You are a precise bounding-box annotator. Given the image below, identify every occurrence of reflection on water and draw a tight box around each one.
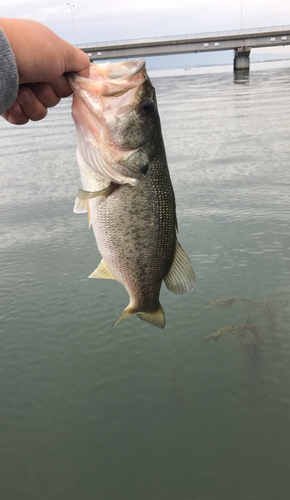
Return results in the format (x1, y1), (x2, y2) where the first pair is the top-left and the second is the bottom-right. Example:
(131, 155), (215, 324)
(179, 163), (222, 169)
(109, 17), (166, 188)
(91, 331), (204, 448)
(0, 63), (290, 499)
(234, 69), (250, 84)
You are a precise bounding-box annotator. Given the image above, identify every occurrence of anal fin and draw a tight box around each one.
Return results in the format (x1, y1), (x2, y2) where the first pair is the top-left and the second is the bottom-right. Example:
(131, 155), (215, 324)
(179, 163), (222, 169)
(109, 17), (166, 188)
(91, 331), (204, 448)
(89, 259), (116, 280)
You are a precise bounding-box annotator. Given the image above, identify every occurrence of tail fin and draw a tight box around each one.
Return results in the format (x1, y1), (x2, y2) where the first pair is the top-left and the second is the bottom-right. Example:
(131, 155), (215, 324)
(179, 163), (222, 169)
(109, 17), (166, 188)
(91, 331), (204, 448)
(113, 304), (165, 329)
(113, 307), (136, 327)
(137, 304), (165, 329)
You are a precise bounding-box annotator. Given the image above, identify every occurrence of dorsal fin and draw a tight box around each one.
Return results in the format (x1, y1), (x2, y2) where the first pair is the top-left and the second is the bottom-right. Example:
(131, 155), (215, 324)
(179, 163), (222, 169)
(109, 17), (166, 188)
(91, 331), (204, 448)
(164, 241), (196, 294)
(89, 259), (116, 280)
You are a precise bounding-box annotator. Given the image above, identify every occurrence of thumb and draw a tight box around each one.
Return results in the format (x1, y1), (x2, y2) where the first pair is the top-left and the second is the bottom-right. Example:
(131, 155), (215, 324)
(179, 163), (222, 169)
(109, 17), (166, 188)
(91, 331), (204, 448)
(64, 45), (90, 78)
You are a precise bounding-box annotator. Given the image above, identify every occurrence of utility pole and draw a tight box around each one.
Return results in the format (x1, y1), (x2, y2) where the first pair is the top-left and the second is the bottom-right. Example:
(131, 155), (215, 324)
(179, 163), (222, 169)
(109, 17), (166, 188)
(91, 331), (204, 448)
(67, 3), (77, 44)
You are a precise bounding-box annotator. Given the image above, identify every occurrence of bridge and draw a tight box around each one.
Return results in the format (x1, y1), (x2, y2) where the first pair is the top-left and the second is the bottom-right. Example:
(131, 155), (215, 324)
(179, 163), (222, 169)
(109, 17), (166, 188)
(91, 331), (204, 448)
(77, 25), (290, 72)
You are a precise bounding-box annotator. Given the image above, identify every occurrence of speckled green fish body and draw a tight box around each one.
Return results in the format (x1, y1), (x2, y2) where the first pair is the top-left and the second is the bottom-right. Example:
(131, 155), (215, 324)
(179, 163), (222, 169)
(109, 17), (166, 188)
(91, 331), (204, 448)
(69, 59), (195, 328)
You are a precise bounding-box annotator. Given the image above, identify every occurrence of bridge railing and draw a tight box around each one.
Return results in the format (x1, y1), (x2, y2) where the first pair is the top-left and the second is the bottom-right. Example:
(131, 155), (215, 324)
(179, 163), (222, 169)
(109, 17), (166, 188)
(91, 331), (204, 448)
(76, 25), (290, 48)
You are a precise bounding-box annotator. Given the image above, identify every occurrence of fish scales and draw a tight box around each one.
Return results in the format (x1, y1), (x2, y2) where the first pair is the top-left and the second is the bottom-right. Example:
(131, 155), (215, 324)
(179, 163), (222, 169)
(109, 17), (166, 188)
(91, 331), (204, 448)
(69, 58), (195, 328)
(90, 150), (176, 312)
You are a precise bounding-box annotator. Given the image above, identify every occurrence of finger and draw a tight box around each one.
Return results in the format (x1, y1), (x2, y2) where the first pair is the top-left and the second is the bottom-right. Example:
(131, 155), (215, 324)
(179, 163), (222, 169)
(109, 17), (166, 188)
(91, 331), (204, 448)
(28, 82), (61, 108)
(76, 65), (91, 78)
(50, 75), (73, 98)
(2, 101), (29, 125)
(16, 87), (48, 121)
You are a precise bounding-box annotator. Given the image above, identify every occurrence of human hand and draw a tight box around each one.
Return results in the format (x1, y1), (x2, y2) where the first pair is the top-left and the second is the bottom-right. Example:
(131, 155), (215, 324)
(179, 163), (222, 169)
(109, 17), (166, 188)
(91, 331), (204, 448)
(0, 18), (90, 125)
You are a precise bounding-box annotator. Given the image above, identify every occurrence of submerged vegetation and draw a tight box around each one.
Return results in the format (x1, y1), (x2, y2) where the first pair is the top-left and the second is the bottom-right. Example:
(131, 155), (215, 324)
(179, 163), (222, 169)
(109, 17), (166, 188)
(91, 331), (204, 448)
(202, 296), (288, 344)
(200, 296), (290, 378)
(202, 315), (259, 343)
(206, 296), (288, 316)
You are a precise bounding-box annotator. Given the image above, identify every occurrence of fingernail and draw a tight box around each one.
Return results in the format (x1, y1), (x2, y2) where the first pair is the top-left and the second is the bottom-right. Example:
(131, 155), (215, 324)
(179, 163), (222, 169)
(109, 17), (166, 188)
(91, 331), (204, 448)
(17, 90), (32, 105)
(10, 101), (23, 114)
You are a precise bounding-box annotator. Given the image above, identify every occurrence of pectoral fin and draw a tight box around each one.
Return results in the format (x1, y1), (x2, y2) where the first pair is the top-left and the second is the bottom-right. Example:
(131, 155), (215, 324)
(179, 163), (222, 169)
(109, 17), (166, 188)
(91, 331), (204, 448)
(73, 198), (91, 227)
(89, 259), (116, 280)
(78, 184), (114, 200)
(73, 196), (88, 214)
(73, 184), (113, 213)
(164, 241), (196, 294)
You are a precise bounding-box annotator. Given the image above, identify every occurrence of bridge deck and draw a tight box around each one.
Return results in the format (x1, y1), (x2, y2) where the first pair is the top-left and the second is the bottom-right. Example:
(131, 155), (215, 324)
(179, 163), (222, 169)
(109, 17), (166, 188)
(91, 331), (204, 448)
(77, 26), (290, 62)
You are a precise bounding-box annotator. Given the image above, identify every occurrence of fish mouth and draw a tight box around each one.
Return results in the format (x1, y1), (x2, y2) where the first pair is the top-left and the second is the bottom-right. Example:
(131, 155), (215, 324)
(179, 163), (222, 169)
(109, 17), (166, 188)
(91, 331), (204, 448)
(69, 59), (154, 186)
(68, 58), (147, 99)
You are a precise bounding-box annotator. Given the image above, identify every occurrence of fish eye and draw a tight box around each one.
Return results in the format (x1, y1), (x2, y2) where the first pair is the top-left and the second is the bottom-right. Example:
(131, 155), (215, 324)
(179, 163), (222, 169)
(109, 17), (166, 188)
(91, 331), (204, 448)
(139, 99), (155, 115)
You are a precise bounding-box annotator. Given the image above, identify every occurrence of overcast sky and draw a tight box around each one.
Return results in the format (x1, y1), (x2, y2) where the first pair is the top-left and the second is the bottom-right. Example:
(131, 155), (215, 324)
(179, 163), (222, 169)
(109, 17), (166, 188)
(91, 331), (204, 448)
(1, 0), (290, 45)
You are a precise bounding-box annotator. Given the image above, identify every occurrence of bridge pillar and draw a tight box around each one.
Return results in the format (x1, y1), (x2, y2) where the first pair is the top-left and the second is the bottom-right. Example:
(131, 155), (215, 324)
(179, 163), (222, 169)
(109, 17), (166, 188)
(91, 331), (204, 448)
(234, 48), (251, 72)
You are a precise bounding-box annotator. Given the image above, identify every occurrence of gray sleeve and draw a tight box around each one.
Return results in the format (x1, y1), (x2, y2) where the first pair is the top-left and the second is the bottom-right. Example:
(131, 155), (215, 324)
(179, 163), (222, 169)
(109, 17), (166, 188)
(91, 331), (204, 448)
(0, 28), (19, 115)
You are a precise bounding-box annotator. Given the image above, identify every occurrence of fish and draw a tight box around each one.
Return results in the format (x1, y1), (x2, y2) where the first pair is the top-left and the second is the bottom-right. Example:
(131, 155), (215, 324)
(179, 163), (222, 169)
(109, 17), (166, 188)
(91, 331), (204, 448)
(68, 58), (195, 329)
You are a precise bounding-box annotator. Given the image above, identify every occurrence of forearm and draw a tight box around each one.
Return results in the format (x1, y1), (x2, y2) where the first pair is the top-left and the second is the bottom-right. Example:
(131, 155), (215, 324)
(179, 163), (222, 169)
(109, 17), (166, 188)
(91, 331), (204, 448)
(0, 28), (18, 114)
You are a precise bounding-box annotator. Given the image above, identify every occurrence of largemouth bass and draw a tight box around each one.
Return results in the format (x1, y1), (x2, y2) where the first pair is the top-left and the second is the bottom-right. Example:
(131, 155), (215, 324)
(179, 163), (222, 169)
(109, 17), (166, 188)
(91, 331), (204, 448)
(69, 58), (195, 328)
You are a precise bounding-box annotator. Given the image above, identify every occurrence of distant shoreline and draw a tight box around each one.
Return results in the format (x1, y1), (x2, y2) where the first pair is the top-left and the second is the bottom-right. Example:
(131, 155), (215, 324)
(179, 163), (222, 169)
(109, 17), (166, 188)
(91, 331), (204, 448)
(148, 58), (290, 78)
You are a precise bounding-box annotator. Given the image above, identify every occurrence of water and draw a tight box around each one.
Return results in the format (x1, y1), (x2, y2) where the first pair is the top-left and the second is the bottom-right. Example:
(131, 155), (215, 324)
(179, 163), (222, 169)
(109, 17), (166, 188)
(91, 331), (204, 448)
(0, 62), (290, 500)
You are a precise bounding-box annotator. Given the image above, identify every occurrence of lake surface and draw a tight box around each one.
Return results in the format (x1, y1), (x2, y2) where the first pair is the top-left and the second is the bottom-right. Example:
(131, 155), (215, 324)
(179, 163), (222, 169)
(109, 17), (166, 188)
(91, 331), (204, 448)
(0, 61), (290, 500)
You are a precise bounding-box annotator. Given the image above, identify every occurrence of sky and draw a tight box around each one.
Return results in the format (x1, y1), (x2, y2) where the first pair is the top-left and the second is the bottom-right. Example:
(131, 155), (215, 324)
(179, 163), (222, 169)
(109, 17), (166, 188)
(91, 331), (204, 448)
(1, 0), (290, 69)
(1, 0), (290, 46)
